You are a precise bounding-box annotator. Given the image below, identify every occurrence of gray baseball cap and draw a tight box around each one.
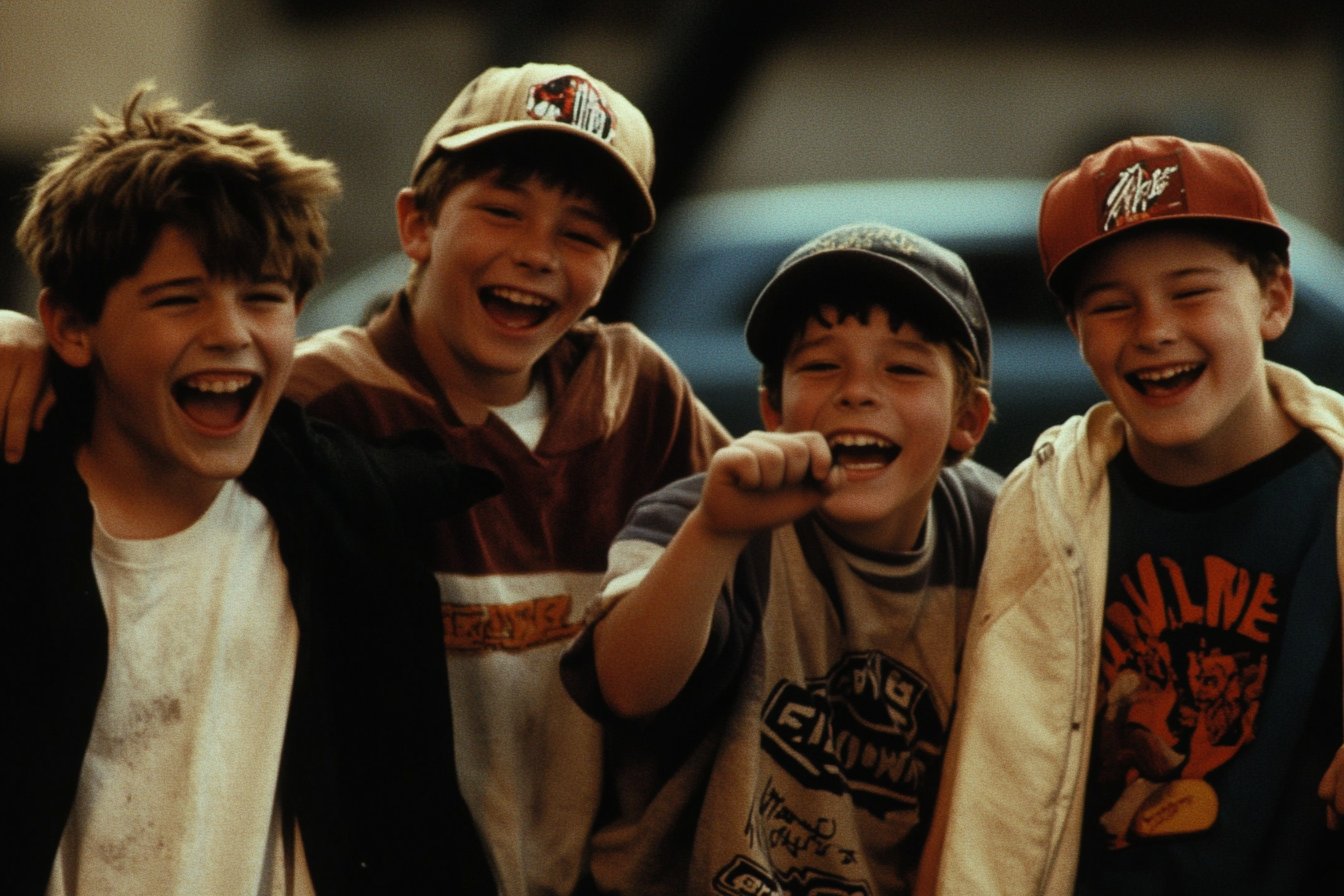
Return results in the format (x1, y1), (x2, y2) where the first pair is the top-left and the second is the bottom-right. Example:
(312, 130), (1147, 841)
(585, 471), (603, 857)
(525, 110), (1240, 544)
(745, 223), (991, 383)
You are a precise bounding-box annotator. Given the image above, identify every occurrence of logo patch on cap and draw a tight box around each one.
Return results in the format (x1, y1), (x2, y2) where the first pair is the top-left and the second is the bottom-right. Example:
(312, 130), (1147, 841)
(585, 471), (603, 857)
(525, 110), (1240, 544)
(527, 75), (616, 143)
(1097, 153), (1186, 233)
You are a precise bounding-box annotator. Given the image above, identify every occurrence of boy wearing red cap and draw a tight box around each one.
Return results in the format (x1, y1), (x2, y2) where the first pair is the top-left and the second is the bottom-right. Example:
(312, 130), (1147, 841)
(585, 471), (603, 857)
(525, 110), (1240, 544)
(923, 137), (1344, 895)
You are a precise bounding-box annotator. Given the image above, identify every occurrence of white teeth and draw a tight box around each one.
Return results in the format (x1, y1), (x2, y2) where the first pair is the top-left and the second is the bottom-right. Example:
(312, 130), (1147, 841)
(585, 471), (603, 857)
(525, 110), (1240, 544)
(490, 287), (550, 307)
(1135, 363), (1199, 382)
(184, 375), (253, 394)
(828, 433), (894, 449)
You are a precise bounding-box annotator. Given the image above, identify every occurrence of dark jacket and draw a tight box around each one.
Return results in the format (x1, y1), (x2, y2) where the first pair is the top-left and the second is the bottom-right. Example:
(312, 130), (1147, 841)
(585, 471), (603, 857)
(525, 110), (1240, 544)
(1, 399), (500, 896)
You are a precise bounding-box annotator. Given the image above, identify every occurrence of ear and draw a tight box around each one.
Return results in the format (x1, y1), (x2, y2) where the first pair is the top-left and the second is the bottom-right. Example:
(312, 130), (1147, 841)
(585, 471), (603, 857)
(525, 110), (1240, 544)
(758, 387), (783, 432)
(1065, 310), (1081, 342)
(396, 188), (433, 264)
(948, 386), (993, 455)
(38, 288), (93, 368)
(1259, 266), (1294, 342)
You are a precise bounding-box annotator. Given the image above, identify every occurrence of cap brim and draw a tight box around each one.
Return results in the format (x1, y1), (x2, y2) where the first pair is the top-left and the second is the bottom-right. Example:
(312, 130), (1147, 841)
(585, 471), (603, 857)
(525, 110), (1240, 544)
(419, 120), (655, 236)
(745, 249), (981, 372)
(1046, 214), (1291, 296)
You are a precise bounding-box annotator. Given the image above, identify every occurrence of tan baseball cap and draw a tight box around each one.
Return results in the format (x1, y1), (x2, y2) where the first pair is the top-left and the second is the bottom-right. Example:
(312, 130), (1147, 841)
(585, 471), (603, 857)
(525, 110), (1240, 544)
(412, 63), (656, 236)
(1038, 135), (1289, 296)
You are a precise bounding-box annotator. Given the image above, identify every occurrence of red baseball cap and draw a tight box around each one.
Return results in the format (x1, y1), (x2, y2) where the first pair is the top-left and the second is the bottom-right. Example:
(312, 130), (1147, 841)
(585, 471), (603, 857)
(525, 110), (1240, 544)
(1038, 136), (1289, 296)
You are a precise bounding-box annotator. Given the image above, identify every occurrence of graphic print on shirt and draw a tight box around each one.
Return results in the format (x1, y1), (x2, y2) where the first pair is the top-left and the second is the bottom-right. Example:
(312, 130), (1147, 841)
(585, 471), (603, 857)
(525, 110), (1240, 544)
(436, 571), (597, 653)
(1094, 552), (1285, 848)
(442, 594), (584, 651)
(712, 852), (871, 896)
(715, 649), (943, 893)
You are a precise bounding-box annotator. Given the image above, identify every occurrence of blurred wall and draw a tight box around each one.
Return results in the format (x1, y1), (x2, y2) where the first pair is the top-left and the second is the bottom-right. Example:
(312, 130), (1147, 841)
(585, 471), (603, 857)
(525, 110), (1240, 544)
(2, 0), (1340, 313)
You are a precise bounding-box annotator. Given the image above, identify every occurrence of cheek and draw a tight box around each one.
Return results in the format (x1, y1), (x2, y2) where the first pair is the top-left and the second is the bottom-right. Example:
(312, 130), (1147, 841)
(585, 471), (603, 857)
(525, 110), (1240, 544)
(778, 386), (823, 428)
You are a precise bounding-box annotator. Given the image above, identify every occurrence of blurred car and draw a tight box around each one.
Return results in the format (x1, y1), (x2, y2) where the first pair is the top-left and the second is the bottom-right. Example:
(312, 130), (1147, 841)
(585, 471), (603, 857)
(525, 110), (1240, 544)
(300, 179), (1344, 475)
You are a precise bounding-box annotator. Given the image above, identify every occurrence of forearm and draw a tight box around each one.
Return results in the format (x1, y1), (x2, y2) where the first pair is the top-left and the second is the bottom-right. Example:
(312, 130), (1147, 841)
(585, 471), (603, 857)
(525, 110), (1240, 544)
(592, 507), (748, 718)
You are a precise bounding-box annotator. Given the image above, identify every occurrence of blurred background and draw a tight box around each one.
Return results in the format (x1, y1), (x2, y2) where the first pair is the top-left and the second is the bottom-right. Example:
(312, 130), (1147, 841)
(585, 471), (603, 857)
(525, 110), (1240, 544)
(3, 0), (1342, 319)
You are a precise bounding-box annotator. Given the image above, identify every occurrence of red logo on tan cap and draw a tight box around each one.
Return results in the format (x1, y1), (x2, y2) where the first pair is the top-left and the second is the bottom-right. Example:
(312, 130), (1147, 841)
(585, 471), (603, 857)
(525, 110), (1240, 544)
(1098, 153), (1187, 233)
(527, 75), (616, 143)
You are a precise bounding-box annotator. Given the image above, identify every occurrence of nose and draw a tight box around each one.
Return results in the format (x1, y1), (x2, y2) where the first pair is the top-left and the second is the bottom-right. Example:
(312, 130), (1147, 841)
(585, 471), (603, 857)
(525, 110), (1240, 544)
(201, 298), (251, 351)
(836, 365), (879, 408)
(510, 220), (558, 272)
(1133, 299), (1177, 349)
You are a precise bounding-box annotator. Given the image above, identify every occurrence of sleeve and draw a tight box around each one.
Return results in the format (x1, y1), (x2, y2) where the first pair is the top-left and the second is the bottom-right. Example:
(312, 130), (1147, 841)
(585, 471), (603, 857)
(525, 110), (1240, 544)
(261, 401), (502, 542)
(934, 459), (1005, 588)
(559, 473), (772, 730)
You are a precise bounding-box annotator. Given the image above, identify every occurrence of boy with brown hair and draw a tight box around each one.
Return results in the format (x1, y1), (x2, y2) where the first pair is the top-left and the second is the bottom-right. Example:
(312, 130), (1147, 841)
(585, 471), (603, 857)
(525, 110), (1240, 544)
(277, 63), (729, 896)
(2, 89), (496, 895)
(560, 223), (1000, 895)
(926, 136), (1344, 895)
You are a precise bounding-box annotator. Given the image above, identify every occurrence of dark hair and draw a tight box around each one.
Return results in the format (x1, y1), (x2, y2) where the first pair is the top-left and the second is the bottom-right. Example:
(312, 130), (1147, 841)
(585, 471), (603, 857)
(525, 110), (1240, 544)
(1057, 218), (1288, 308)
(758, 292), (989, 465)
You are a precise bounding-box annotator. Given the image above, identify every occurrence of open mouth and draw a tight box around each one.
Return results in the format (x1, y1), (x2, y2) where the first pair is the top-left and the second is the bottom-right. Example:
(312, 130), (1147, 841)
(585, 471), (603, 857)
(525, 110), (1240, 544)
(480, 286), (555, 330)
(172, 373), (260, 432)
(828, 433), (902, 471)
(1125, 362), (1205, 397)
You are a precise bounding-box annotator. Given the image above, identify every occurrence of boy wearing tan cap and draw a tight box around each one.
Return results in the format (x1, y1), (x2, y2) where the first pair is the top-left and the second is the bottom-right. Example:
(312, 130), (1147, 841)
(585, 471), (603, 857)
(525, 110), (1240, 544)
(285, 64), (728, 896)
(923, 136), (1344, 895)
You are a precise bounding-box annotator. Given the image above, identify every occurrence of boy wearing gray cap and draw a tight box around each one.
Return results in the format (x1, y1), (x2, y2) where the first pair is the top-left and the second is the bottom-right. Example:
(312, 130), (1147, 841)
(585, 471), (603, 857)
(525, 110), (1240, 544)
(561, 223), (1000, 895)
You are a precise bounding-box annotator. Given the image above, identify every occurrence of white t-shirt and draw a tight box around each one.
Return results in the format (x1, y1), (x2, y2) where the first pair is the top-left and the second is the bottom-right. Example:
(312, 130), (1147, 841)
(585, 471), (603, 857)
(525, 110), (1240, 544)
(489, 377), (548, 452)
(46, 480), (314, 896)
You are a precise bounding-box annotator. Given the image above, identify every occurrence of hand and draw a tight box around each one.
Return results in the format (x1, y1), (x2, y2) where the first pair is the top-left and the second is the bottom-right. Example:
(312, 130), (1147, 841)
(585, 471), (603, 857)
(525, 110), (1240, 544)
(697, 430), (844, 539)
(0, 309), (55, 463)
(1320, 744), (1344, 830)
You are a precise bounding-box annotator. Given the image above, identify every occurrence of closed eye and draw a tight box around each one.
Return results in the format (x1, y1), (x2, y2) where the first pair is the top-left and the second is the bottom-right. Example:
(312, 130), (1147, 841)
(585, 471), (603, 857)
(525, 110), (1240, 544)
(480, 204), (521, 220)
(150, 294), (198, 309)
(565, 228), (609, 249)
(1084, 300), (1132, 315)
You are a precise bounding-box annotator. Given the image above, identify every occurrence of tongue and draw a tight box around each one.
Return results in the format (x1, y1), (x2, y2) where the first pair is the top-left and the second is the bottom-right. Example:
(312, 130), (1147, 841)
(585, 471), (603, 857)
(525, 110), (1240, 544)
(482, 293), (549, 329)
(1140, 369), (1201, 396)
(178, 391), (248, 431)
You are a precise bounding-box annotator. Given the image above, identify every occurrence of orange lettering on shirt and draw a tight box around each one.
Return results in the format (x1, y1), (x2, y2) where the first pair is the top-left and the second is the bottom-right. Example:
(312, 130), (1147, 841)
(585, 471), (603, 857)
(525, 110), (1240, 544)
(442, 594), (584, 652)
(1235, 573), (1279, 644)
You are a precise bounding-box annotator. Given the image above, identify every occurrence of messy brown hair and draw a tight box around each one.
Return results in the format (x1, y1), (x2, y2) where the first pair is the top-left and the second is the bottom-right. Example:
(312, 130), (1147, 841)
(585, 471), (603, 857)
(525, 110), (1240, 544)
(16, 85), (340, 324)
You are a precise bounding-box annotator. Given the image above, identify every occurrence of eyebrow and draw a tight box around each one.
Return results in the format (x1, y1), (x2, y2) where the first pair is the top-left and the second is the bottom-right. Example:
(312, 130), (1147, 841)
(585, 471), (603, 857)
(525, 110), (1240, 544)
(485, 179), (614, 231)
(140, 272), (289, 295)
(140, 276), (205, 295)
(789, 332), (940, 356)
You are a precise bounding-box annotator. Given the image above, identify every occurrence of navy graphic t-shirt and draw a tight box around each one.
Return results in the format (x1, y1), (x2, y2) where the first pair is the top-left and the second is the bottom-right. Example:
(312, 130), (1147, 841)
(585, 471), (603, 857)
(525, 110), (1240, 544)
(1076, 430), (1343, 896)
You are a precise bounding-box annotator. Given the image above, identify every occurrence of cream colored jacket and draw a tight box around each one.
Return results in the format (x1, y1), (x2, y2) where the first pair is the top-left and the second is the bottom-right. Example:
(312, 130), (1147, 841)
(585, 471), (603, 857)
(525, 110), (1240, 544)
(928, 362), (1344, 896)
